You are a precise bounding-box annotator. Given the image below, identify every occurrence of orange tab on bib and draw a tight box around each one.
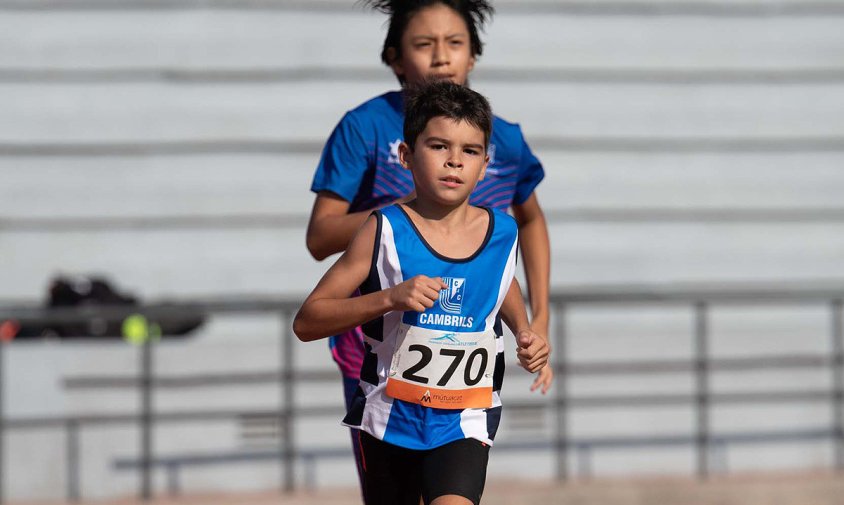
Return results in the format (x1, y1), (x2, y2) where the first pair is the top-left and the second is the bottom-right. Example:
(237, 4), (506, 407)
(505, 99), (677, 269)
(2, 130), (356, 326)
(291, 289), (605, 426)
(386, 380), (492, 409)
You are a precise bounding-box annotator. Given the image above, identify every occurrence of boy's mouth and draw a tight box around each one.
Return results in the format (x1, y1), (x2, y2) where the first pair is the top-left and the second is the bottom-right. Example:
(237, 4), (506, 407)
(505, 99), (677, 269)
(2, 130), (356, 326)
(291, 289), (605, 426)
(440, 175), (463, 187)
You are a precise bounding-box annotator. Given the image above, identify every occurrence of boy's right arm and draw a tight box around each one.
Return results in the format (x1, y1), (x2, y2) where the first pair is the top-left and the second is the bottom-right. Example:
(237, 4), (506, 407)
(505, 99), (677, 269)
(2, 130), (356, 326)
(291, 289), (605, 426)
(306, 192), (415, 261)
(500, 278), (550, 374)
(294, 214), (446, 342)
(305, 193), (371, 261)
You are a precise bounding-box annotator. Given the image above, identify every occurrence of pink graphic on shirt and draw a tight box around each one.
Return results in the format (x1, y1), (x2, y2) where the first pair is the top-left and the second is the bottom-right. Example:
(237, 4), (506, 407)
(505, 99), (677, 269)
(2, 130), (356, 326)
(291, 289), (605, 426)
(331, 326), (366, 379)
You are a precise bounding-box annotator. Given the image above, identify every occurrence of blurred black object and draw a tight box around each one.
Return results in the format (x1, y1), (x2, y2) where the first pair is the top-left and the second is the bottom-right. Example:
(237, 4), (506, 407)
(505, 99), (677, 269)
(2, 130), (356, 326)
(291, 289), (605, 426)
(4, 275), (205, 340)
(50, 276), (138, 307)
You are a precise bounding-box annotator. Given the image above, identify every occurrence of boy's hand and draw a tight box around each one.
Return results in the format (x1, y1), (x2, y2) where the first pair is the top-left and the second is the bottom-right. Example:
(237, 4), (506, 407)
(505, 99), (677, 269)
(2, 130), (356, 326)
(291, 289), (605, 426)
(529, 322), (553, 394)
(516, 329), (549, 373)
(531, 365), (554, 395)
(388, 275), (447, 312)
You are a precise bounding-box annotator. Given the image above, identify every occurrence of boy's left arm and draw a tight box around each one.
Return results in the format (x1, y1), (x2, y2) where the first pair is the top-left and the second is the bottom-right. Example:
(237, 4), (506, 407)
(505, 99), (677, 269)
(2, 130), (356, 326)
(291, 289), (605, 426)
(500, 278), (550, 374)
(512, 193), (554, 392)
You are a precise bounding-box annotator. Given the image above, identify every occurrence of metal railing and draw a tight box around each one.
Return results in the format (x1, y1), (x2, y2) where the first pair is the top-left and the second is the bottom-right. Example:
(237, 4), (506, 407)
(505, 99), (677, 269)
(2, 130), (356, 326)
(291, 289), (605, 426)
(0, 282), (842, 502)
(550, 283), (844, 480)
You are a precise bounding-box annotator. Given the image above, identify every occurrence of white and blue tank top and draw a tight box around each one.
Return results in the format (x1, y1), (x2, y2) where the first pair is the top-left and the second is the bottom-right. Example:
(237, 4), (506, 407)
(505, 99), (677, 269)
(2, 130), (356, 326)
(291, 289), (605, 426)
(342, 204), (519, 450)
(312, 90), (544, 380)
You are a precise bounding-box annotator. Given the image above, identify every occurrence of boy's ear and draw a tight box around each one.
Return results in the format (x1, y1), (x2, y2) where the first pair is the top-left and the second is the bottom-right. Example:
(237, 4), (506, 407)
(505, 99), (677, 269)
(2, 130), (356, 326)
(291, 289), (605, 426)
(478, 152), (489, 181)
(468, 54), (476, 74)
(398, 141), (413, 170)
(386, 47), (404, 78)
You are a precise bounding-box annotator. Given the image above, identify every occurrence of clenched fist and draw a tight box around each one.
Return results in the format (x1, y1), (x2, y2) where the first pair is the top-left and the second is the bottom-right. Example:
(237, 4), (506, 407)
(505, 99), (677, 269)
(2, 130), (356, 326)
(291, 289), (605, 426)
(515, 329), (550, 373)
(388, 275), (448, 312)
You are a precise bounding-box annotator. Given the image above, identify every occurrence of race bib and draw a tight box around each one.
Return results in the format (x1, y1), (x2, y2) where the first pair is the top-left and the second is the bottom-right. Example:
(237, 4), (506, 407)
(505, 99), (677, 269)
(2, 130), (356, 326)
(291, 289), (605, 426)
(386, 323), (496, 409)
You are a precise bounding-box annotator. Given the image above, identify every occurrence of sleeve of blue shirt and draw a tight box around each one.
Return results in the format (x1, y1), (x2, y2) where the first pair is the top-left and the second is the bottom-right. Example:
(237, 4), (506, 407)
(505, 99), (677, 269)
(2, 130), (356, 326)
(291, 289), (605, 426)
(310, 112), (371, 203)
(513, 127), (545, 205)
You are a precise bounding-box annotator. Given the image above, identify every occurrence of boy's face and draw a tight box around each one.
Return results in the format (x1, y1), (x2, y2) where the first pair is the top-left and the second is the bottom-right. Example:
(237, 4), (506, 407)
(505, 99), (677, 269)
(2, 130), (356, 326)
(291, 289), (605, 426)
(399, 116), (488, 207)
(390, 3), (475, 86)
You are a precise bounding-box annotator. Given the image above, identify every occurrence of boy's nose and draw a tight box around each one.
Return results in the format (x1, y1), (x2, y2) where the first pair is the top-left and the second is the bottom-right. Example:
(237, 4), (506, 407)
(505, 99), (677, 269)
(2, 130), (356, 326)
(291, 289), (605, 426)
(432, 42), (448, 66)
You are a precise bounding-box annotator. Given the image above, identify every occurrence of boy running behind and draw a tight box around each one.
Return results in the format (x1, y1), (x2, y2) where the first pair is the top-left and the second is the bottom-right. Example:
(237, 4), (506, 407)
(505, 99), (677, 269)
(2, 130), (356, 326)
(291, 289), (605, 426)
(307, 2), (553, 494)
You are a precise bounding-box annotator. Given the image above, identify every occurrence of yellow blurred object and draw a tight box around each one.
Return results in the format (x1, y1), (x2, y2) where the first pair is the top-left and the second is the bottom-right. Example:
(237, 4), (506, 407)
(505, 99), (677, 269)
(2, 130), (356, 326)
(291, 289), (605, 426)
(122, 314), (161, 344)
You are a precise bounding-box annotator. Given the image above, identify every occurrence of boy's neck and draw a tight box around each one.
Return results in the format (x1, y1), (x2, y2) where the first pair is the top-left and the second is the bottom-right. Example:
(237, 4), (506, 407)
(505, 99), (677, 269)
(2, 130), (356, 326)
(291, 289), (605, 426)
(401, 199), (489, 260)
(404, 198), (471, 225)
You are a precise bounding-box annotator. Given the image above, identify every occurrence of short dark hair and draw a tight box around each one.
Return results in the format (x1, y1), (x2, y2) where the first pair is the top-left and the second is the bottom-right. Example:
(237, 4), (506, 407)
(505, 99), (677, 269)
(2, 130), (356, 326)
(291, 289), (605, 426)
(364, 0), (494, 77)
(403, 79), (492, 150)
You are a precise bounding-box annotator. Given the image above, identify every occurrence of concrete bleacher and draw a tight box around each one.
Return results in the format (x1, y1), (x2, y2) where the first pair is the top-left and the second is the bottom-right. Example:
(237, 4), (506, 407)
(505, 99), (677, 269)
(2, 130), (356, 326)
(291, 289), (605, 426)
(1, 0), (844, 500)
(2, 0), (844, 298)
(0, 2), (844, 298)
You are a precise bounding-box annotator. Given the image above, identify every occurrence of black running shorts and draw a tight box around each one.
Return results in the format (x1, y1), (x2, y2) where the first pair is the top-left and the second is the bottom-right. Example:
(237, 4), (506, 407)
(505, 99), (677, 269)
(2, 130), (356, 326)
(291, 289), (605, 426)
(359, 431), (490, 505)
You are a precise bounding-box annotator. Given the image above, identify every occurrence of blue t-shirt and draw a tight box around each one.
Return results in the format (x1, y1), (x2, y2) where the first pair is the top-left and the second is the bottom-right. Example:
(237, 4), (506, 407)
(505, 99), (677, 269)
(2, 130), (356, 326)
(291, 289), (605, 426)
(311, 91), (544, 213)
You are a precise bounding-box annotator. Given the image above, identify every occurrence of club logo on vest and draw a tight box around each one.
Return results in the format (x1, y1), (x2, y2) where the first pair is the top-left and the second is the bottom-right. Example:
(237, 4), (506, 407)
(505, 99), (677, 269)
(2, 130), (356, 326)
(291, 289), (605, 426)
(485, 143), (500, 175)
(388, 138), (402, 164)
(420, 390), (432, 403)
(439, 277), (465, 315)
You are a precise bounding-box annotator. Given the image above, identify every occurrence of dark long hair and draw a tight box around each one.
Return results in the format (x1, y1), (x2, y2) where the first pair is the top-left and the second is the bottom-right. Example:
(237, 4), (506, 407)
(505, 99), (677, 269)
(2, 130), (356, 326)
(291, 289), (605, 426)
(363, 1), (494, 66)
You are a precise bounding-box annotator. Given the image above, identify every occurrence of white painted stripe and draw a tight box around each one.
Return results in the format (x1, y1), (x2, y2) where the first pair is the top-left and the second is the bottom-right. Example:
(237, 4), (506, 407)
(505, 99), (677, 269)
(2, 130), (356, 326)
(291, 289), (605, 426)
(360, 213), (406, 440)
(484, 230), (520, 332)
(460, 408), (492, 446)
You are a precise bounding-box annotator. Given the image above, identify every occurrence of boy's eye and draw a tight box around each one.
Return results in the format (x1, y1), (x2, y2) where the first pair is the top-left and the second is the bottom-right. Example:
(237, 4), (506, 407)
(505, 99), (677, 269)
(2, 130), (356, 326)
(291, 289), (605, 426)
(464, 149), (479, 155)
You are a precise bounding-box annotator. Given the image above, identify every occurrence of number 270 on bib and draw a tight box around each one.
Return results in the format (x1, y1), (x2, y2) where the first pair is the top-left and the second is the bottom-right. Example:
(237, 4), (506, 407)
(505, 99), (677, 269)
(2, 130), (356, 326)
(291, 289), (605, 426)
(386, 324), (496, 409)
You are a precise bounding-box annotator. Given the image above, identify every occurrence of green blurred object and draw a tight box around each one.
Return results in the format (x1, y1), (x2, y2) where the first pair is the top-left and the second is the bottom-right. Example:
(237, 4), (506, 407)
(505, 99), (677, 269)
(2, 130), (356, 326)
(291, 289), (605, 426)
(122, 314), (162, 345)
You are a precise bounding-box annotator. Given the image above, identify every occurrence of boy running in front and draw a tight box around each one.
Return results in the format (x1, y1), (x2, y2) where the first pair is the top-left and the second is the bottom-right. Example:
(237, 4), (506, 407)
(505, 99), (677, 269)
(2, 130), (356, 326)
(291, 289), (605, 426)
(294, 80), (549, 505)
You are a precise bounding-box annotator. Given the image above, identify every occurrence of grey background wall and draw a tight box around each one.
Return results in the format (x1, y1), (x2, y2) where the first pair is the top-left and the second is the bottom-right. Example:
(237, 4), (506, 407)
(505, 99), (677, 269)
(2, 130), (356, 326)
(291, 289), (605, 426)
(1, 0), (843, 500)
(3, 1), (844, 300)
